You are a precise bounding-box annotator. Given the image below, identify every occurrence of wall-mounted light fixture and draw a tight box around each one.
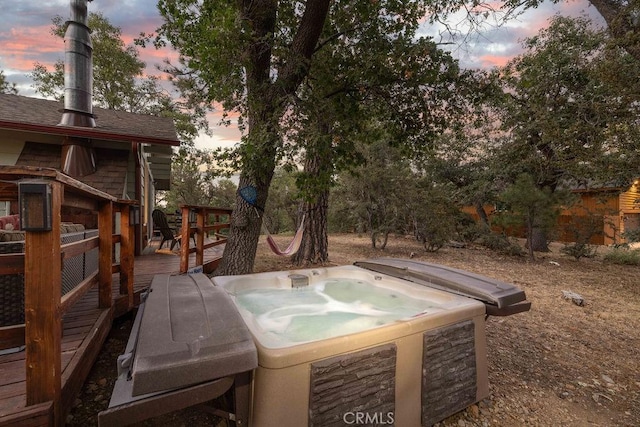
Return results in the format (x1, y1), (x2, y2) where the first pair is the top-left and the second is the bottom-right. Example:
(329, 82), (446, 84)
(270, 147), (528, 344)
(129, 205), (140, 226)
(19, 181), (53, 231)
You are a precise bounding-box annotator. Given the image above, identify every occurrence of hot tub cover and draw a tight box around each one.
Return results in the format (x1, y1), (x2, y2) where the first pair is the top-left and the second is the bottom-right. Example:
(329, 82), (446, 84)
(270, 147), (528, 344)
(130, 273), (257, 396)
(354, 258), (530, 315)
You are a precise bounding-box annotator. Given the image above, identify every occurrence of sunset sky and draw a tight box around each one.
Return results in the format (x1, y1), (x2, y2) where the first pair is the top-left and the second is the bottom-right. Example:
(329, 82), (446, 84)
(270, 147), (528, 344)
(0, 0), (603, 149)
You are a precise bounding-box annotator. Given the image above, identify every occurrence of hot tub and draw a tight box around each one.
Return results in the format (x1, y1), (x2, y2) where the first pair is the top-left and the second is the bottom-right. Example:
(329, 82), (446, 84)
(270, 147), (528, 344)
(101, 258), (529, 427)
(213, 263), (497, 426)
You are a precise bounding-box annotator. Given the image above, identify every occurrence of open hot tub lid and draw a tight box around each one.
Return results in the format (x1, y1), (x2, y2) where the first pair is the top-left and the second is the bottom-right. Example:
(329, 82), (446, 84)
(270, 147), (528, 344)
(354, 258), (530, 316)
(130, 273), (258, 397)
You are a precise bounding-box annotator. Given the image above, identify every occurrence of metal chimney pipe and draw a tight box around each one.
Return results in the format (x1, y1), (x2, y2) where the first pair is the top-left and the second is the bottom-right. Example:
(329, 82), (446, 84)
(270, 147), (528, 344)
(60, 0), (95, 127)
(60, 0), (96, 176)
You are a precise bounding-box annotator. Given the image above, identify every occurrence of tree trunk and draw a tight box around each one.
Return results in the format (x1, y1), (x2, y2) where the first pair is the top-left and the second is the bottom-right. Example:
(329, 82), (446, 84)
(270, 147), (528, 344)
(475, 201), (490, 228)
(292, 190), (329, 266)
(530, 227), (550, 253)
(292, 125), (332, 266)
(380, 231), (389, 249)
(216, 173), (273, 275)
(215, 0), (331, 274)
(524, 216), (535, 261)
(214, 95), (278, 276)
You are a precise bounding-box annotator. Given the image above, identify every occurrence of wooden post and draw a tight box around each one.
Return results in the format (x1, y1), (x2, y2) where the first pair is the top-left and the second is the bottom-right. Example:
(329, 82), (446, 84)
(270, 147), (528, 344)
(179, 206), (189, 273)
(98, 201), (113, 309)
(119, 204), (134, 309)
(24, 180), (62, 424)
(196, 208), (205, 267)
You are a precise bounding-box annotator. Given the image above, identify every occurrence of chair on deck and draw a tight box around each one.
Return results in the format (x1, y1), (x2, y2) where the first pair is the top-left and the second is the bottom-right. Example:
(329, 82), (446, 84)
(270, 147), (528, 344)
(152, 209), (179, 250)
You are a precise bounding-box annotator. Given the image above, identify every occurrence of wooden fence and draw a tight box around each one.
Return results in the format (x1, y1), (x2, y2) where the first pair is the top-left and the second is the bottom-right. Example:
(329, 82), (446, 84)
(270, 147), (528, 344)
(177, 204), (231, 274)
(0, 166), (136, 426)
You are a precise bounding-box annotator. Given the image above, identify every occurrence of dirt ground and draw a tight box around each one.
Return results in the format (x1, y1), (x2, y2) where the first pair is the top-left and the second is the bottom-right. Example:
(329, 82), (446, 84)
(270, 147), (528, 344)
(67, 234), (640, 426)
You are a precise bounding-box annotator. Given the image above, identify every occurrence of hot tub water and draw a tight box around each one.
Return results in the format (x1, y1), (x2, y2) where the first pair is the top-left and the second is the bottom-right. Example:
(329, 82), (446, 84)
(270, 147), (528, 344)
(234, 278), (443, 346)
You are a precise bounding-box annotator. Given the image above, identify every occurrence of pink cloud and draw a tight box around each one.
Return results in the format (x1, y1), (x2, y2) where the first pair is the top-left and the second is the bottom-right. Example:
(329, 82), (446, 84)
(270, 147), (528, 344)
(477, 54), (510, 68)
(1, 25), (64, 70)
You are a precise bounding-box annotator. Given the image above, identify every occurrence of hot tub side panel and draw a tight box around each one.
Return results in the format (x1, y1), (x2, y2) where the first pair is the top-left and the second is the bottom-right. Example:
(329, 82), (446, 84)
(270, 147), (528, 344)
(250, 343), (397, 427)
(251, 362), (310, 427)
(249, 315), (488, 427)
(308, 344), (396, 427)
(421, 317), (489, 426)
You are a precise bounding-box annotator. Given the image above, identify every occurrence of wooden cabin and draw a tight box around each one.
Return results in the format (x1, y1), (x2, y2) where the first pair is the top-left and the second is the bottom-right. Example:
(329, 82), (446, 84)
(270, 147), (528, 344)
(0, 93), (177, 255)
(0, 95), (232, 426)
(557, 181), (640, 245)
(463, 181), (640, 246)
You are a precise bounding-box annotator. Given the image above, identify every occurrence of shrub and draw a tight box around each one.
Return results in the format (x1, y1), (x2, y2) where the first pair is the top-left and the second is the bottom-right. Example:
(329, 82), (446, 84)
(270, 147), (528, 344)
(604, 249), (640, 266)
(622, 228), (640, 244)
(415, 228), (448, 252)
(561, 242), (597, 260)
(411, 187), (459, 253)
(453, 212), (483, 243)
(478, 233), (524, 257)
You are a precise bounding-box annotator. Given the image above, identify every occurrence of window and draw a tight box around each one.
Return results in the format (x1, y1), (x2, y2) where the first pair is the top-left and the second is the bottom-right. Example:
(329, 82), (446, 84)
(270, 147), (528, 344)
(0, 201), (9, 217)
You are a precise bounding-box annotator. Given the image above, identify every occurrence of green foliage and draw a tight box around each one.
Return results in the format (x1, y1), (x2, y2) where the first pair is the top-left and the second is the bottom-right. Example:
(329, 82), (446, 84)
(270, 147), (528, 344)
(478, 233), (525, 257)
(561, 243), (597, 260)
(0, 70), (18, 94)
(154, 0), (534, 273)
(156, 0), (488, 183)
(559, 205), (605, 260)
(604, 248), (640, 266)
(622, 228), (640, 243)
(413, 222), (449, 252)
(496, 15), (640, 191)
(480, 15), (640, 259)
(160, 148), (234, 211)
(453, 211), (485, 243)
(495, 174), (563, 260)
(330, 140), (414, 247)
(411, 185), (460, 252)
(264, 169), (300, 234)
(30, 63), (61, 99)
(154, 1), (245, 114)
(30, 13), (202, 143)
(330, 139), (465, 252)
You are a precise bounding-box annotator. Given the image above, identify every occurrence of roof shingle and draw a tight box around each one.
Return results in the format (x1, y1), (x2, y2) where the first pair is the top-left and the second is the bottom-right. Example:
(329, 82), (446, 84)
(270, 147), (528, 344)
(0, 94), (179, 145)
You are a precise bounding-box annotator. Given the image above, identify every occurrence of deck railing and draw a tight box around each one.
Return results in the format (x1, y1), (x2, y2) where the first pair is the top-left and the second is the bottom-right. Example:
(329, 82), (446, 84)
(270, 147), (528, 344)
(0, 166), (136, 425)
(177, 204), (232, 274)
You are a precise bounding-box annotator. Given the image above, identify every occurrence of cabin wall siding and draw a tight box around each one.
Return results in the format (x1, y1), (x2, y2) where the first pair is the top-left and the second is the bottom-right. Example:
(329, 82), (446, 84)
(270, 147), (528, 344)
(620, 183), (640, 213)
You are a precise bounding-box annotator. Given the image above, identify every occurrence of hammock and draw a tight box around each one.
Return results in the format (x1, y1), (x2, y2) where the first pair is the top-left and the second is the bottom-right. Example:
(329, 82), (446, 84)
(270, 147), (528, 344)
(263, 215), (305, 256)
(239, 185), (305, 256)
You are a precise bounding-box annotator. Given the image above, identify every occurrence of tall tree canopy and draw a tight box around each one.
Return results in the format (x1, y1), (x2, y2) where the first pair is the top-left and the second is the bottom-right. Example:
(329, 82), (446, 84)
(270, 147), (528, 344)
(283, 5), (490, 264)
(493, 0), (640, 61)
(498, 15), (640, 190)
(569, 0), (639, 60)
(493, 15), (640, 249)
(156, 0), (332, 274)
(155, 0), (495, 273)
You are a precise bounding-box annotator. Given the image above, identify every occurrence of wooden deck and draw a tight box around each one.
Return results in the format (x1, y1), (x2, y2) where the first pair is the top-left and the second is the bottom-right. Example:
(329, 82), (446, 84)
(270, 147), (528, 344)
(112, 238), (225, 317)
(0, 238), (224, 427)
